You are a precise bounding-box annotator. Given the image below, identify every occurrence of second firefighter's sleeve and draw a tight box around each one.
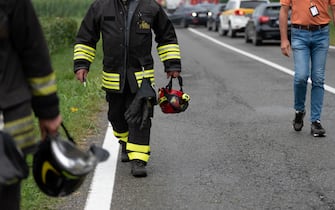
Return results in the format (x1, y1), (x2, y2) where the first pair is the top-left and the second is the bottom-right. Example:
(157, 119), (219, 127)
(10, 0), (59, 119)
(153, 5), (182, 72)
(73, 3), (101, 72)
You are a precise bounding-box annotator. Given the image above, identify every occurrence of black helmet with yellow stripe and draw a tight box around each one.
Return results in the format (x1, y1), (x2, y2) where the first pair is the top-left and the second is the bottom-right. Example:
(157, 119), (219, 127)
(32, 123), (109, 197)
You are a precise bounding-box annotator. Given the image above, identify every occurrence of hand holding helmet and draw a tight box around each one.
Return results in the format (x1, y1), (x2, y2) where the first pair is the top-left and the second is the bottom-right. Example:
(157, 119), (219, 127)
(33, 123), (109, 197)
(158, 76), (190, 114)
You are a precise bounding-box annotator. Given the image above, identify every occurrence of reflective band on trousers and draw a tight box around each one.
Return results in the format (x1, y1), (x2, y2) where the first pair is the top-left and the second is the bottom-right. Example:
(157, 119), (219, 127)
(4, 114), (36, 150)
(113, 130), (129, 143)
(127, 142), (150, 153)
(73, 44), (96, 63)
(128, 152), (149, 162)
(28, 72), (57, 96)
(157, 44), (181, 62)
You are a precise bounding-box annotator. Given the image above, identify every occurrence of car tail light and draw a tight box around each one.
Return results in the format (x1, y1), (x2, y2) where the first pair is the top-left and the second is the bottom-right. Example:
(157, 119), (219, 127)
(259, 16), (270, 24)
(234, 10), (245, 16)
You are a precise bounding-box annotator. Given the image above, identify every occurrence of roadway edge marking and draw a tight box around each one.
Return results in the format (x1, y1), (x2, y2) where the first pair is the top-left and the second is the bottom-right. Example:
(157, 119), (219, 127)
(84, 124), (119, 210)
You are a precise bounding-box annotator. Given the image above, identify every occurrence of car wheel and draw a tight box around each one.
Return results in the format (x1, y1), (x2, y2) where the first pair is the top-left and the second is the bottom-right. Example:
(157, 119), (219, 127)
(207, 21), (212, 31)
(252, 32), (262, 46)
(245, 30), (252, 43)
(214, 22), (218, 32)
(227, 23), (236, 38)
(218, 24), (224, 36)
(181, 18), (188, 28)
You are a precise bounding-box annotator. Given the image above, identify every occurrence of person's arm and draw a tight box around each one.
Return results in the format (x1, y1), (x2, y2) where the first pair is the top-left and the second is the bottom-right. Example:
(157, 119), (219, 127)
(73, 3), (101, 83)
(153, 4), (182, 78)
(279, 5), (291, 57)
(11, 0), (61, 138)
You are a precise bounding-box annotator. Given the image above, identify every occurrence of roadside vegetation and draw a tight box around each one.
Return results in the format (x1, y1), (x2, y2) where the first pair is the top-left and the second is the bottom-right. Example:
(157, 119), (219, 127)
(21, 0), (335, 209)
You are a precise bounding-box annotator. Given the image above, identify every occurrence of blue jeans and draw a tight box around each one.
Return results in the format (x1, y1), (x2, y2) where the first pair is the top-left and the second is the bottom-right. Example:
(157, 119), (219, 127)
(291, 25), (329, 122)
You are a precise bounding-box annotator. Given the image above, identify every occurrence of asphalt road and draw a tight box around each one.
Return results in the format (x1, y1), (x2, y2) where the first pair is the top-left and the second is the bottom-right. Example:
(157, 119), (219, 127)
(61, 26), (335, 210)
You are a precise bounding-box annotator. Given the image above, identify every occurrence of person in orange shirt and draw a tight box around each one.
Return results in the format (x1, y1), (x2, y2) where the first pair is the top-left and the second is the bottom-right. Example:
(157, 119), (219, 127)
(279, 0), (335, 137)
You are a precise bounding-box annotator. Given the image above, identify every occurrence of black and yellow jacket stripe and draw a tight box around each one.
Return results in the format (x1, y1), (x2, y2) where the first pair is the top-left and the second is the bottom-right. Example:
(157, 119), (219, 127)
(73, 0), (182, 93)
(0, 0), (60, 150)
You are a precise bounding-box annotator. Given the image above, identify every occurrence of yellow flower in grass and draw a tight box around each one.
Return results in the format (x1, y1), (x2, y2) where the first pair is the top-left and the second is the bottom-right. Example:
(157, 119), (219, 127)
(70, 107), (79, 112)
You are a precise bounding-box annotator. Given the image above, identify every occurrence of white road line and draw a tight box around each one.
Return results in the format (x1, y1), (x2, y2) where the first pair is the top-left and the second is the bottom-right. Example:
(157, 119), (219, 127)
(188, 28), (335, 94)
(85, 124), (119, 210)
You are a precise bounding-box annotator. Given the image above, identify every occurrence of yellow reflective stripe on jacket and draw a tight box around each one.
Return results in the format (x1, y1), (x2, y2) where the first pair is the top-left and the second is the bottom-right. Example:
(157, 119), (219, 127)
(126, 142), (150, 153)
(102, 71), (120, 90)
(137, 78), (155, 87)
(113, 130), (129, 143)
(157, 44), (181, 62)
(28, 72), (57, 96)
(4, 114), (37, 150)
(73, 44), (96, 63)
(135, 69), (155, 79)
(134, 69), (155, 87)
(128, 152), (149, 162)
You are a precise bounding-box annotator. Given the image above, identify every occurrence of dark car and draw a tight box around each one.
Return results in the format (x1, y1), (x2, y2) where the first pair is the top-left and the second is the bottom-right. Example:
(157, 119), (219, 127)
(206, 3), (226, 31)
(167, 4), (209, 28)
(198, 2), (217, 12)
(244, 2), (291, 45)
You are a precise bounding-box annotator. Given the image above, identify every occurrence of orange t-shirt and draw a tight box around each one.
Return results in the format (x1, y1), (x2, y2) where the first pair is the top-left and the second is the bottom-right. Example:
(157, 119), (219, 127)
(280, 0), (335, 25)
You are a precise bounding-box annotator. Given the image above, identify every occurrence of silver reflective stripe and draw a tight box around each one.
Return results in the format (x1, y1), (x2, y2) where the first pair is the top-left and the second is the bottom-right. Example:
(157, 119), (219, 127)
(4, 114), (36, 150)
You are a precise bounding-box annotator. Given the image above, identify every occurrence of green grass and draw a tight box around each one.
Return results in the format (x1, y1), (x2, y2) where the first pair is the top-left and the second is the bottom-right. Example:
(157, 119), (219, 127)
(330, 20), (335, 45)
(32, 0), (92, 17)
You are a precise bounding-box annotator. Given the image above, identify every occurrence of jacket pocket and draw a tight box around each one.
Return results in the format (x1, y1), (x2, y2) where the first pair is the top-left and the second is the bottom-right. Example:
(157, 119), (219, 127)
(136, 12), (152, 34)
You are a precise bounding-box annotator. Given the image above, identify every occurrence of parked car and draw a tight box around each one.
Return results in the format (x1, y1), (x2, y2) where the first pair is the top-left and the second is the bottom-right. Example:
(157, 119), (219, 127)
(167, 4), (209, 28)
(218, 0), (270, 37)
(244, 3), (291, 46)
(207, 3), (226, 31)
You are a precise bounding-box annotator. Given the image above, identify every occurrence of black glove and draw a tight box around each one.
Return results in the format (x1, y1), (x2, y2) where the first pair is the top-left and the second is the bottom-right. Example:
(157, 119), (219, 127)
(140, 99), (154, 130)
(125, 78), (157, 127)
(124, 97), (144, 125)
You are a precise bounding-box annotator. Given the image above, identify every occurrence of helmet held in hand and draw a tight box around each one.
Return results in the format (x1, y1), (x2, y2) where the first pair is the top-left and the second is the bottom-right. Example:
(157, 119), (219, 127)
(158, 76), (190, 114)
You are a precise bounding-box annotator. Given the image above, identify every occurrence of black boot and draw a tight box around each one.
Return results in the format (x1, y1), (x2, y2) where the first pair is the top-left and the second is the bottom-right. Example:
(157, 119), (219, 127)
(131, 160), (147, 177)
(120, 141), (129, 162)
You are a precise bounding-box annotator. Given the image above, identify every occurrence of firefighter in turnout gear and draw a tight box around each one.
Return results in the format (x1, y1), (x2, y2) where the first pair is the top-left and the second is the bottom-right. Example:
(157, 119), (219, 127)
(0, 0), (62, 208)
(74, 0), (182, 177)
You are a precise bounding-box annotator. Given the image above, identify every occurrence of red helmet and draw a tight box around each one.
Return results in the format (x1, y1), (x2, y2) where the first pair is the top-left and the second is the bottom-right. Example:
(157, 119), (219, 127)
(158, 76), (190, 114)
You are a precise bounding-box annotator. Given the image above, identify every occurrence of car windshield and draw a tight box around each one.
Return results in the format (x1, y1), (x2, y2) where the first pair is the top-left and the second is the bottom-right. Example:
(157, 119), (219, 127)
(264, 6), (280, 16)
(240, 1), (268, 9)
(193, 5), (208, 12)
(198, 3), (216, 10)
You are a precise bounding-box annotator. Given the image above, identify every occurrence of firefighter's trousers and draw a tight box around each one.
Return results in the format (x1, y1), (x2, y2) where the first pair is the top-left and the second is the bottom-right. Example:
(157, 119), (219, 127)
(1, 101), (35, 209)
(106, 84), (151, 163)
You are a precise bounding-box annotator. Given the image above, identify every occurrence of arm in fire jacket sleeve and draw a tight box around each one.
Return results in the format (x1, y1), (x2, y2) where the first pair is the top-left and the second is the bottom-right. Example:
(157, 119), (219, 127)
(73, 2), (102, 73)
(152, 4), (182, 75)
(9, 0), (59, 120)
